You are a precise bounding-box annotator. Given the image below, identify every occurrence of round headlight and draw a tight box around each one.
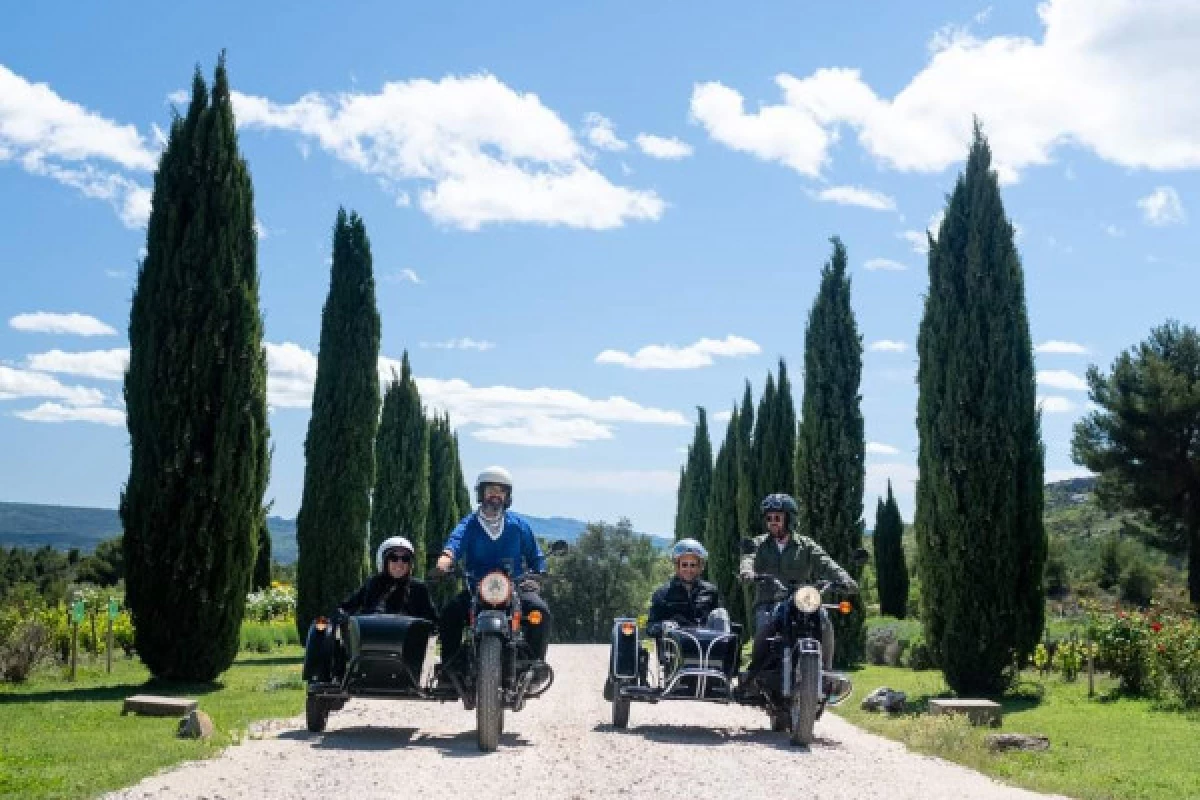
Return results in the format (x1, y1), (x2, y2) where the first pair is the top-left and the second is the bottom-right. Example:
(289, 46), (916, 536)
(792, 586), (822, 614)
(478, 572), (512, 606)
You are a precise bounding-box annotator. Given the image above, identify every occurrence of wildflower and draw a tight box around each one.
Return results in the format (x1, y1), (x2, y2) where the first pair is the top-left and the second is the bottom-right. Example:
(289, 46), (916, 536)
(1151, 622), (1163, 633)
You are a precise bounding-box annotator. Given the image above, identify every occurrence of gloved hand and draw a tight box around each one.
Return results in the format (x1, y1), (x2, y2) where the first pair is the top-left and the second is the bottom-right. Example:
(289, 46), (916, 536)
(660, 620), (679, 633)
(738, 569), (755, 584)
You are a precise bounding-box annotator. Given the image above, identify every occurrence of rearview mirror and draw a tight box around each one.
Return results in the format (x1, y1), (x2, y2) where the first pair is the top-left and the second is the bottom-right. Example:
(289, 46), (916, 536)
(853, 547), (870, 566)
(548, 539), (569, 557)
(739, 538), (757, 556)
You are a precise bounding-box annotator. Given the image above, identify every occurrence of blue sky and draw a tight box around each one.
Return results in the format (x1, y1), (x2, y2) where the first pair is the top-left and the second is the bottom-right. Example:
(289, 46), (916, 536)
(1, 1), (1197, 536)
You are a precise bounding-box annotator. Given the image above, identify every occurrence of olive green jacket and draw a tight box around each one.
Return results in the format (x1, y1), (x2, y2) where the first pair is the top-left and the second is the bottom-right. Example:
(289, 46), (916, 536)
(739, 531), (855, 608)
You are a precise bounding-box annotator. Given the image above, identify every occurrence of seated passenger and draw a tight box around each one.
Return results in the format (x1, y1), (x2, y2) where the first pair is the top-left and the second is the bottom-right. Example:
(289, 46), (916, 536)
(646, 539), (725, 635)
(338, 536), (438, 624)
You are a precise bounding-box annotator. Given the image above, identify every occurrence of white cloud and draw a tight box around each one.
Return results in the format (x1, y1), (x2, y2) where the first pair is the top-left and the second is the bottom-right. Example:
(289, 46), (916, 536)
(255, 219), (269, 239)
(26, 348), (128, 380)
(635, 133), (694, 160)
(1038, 395), (1077, 414)
(864, 257), (908, 272)
(596, 335), (761, 370)
(519, 467), (679, 494)
(1045, 467), (1094, 483)
(1104, 224), (1125, 237)
(10, 312), (117, 336)
(899, 210), (944, 255)
(692, 1), (1200, 182)
(266, 342), (687, 447)
(866, 441), (900, 455)
(232, 75), (663, 230)
(869, 340), (907, 353)
(166, 89), (189, 105)
(713, 410), (733, 423)
(1, 65), (155, 227)
(420, 338), (496, 351)
(584, 112), (627, 151)
(0, 366), (106, 406)
(815, 185), (897, 211)
(1037, 369), (1088, 391)
(13, 402), (124, 426)
(1138, 186), (1186, 226)
(1035, 340), (1089, 355)
(386, 268), (422, 284)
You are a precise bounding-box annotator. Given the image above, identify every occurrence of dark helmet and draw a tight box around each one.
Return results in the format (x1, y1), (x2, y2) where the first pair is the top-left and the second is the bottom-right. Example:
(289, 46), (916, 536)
(760, 493), (798, 521)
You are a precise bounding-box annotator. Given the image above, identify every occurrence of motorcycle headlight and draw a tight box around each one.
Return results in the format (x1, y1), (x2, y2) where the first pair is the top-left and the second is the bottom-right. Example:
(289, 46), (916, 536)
(478, 572), (512, 606)
(792, 586), (822, 614)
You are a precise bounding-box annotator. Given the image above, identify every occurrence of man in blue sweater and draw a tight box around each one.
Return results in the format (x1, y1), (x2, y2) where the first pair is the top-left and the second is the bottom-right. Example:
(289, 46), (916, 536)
(435, 466), (550, 675)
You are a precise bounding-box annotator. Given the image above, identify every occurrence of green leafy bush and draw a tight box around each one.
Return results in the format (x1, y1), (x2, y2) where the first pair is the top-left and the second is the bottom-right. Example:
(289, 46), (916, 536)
(906, 634), (935, 670)
(1090, 609), (1154, 694)
(1149, 615), (1200, 709)
(240, 621), (300, 653)
(245, 584), (296, 623)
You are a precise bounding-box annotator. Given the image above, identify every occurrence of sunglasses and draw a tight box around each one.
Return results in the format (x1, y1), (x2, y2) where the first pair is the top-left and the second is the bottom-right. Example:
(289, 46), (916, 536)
(677, 561), (701, 569)
(386, 552), (412, 564)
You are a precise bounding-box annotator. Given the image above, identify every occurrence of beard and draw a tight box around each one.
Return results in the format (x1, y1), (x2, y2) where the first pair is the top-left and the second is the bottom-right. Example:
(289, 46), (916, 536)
(481, 497), (505, 515)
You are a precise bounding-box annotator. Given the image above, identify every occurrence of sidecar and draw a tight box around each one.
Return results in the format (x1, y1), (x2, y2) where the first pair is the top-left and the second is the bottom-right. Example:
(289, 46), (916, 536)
(302, 613), (454, 732)
(605, 614), (743, 729)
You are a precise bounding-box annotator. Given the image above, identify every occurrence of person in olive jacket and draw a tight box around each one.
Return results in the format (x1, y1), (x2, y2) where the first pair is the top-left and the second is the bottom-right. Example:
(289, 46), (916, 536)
(338, 536), (438, 623)
(739, 493), (856, 685)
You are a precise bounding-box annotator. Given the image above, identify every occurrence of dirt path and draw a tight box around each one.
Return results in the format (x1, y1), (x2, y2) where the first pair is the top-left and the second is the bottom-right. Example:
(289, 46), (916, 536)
(104, 644), (1068, 800)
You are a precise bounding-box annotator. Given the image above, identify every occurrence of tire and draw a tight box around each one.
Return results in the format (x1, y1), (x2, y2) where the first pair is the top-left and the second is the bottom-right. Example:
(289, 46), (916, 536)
(476, 636), (504, 752)
(769, 711), (789, 732)
(790, 654), (820, 746)
(305, 695), (329, 733)
(612, 690), (631, 729)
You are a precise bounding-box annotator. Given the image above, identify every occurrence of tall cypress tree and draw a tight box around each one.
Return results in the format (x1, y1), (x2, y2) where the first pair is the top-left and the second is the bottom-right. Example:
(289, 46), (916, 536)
(755, 362), (796, 504)
(706, 406), (746, 625)
(121, 55), (269, 681)
(371, 353), (430, 571)
(674, 462), (689, 541)
(252, 520), (272, 592)
(680, 408), (713, 542)
(426, 414), (460, 572)
(874, 481), (909, 618)
(915, 123), (1045, 694)
(295, 209), (382, 637)
(797, 238), (867, 666)
(452, 430), (472, 521)
(752, 372), (777, 524)
(735, 383), (758, 627)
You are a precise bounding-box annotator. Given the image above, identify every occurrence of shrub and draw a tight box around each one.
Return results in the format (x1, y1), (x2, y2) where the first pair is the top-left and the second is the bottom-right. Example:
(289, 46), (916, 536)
(866, 626), (899, 665)
(240, 620), (300, 653)
(0, 602), (56, 682)
(1149, 615), (1200, 709)
(907, 635), (935, 671)
(245, 584), (297, 623)
(1090, 610), (1154, 694)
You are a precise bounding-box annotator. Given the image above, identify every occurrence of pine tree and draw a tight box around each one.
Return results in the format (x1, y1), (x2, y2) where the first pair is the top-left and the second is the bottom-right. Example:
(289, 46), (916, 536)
(371, 353), (430, 572)
(706, 406), (745, 623)
(873, 481), (909, 618)
(797, 238), (867, 666)
(426, 414), (460, 573)
(294, 208), (382, 637)
(915, 122), (1045, 694)
(679, 408), (713, 542)
(252, 520), (272, 592)
(120, 54), (269, 681)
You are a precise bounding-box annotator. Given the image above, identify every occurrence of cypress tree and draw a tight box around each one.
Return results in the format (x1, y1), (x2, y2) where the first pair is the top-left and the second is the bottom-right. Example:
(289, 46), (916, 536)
(752, 372), (777, 520)
(252, 519), (272, 592)
(706, 406), (747, 625)
(874, 481), (909, 618)
(680, 408), (713, 542)
(371, 353), (430, 572)
(797, 238), (866, 666)
(915, 123), (1045, 694)
(755, 362), (796, 504)
(452, 430), (472, 521)
(295, 208), (382, 637)
(426, 414), (460, 573)
(674, 462), (689, 541)
(120, 54), (269, 681)
(735, 383), (758, 628)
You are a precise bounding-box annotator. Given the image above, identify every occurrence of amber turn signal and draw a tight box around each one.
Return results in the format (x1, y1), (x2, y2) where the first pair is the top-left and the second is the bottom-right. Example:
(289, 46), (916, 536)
(619, 621), (636, 636)
(511, 611), (523, 631)
(527, 610), (544, 625)
(838, 601), (853, 615)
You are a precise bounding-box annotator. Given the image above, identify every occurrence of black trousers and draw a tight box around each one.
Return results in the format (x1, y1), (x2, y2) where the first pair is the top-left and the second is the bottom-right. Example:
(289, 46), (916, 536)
(439, 588), (552, 667)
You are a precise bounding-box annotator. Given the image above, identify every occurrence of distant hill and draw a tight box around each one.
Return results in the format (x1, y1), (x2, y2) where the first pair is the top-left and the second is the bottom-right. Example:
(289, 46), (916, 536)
(0, 501), (667, 563)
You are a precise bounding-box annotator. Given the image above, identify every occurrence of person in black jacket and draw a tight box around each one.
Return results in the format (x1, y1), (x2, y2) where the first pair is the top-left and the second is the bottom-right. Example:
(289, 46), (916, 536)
(338, 536), (438, 623)
(647, 538), (724, 635)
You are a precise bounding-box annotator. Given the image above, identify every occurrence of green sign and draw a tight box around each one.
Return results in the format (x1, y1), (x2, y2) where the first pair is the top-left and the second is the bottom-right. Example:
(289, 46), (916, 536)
(70, 600), (85, 625)
(108, 598), (119, 621)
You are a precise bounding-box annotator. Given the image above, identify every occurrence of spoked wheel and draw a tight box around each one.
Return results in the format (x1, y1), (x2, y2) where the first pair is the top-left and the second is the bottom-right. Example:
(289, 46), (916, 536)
(476, 636), (504, 752)
(305, 695), (329, 733)
(789, 655), (820, 746)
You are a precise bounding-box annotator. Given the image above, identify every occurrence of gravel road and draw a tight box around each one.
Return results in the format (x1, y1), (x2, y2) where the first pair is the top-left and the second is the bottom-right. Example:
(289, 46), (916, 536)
(104, 644), (1068, 800)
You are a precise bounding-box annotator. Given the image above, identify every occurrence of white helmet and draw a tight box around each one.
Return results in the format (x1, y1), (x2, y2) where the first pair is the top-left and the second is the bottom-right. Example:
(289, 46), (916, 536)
(475, 466), (514, 508)
(375, 536), (415, 573)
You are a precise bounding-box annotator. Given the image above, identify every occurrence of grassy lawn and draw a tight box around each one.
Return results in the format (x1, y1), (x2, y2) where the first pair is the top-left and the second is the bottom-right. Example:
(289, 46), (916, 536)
(834, 664), (1200, 800)
(0, 647), (306, 800)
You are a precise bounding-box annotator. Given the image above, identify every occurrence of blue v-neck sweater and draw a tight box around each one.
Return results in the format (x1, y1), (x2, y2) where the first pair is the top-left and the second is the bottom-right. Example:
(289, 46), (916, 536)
(442, 510), (547, 588)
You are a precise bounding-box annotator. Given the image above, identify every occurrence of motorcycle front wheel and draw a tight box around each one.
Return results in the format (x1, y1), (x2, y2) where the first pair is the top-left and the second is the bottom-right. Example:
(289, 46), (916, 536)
(476, 636), (505, 752)
(790, 654), (820, 746)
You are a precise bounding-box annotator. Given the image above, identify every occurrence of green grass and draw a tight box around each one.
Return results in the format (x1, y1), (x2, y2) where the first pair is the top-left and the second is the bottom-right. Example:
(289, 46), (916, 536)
(835, 664), (1200, 800)
(0, 647), (306, 800)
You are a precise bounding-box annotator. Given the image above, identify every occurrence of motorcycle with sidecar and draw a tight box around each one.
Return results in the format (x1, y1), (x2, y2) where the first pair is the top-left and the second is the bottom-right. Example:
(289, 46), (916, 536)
(302, 539), (568, 752)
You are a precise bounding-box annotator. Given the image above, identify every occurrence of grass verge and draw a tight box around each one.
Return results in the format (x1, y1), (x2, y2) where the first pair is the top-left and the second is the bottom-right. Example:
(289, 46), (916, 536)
(0, 647), (306, 800)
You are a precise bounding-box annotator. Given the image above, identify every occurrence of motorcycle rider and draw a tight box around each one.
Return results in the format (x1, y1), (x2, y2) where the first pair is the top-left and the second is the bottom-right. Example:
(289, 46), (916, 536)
(434, 466), (550, 679)
(338, 535), (438, 623)
(739, 493), (857, 691)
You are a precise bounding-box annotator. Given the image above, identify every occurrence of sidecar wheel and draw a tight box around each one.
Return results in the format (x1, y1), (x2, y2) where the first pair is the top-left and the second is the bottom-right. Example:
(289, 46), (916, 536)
(612, 692), (631, 729)
(789, 656), (819, 746)
(305, 695), (330, 733)
(476, 636), (504, 752)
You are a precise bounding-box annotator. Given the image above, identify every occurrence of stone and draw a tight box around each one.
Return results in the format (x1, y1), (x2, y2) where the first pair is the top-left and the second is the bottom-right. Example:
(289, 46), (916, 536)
(177, 709), (215, 739)
(985, 733), (1050, 752)
(929, 698), (1002, 727)
(121, 694), (197, 717)
(860, 686), (907, 713)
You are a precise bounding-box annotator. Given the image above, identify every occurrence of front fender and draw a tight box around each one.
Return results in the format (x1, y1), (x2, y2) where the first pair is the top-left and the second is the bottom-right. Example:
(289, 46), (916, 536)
(474, 609), (509, 636)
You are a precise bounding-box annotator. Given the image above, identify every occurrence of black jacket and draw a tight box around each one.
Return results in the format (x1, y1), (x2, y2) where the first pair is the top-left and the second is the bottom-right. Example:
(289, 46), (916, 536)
(338, 574), (438, 624)
(647, 576), (721, 635)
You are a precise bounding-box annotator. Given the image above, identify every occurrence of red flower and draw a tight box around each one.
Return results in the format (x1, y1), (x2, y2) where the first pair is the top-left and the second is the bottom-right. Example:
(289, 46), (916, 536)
(1118, 612), (1128, 619)
(1151, 622), (1163, 633)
